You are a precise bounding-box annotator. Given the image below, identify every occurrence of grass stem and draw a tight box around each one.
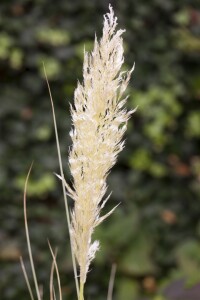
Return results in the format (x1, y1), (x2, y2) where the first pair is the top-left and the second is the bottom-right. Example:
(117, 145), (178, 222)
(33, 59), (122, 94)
(79, 282), (84, 300)
(43, 63), (79, 298)
(23, 163), (42, 300)
(107, 264), (117, 300)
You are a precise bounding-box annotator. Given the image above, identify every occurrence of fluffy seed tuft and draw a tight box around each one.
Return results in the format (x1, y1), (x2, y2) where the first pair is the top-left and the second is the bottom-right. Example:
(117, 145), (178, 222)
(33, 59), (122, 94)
(68, 5), (135, 285)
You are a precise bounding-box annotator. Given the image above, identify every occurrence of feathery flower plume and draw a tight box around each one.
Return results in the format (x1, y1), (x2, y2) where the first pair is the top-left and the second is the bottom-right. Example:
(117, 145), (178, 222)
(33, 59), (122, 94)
(67, 5), (135, 297)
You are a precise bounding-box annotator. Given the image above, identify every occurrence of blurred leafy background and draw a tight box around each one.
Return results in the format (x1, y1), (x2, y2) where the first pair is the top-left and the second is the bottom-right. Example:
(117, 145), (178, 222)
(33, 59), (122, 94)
(0, 0), (200, 299)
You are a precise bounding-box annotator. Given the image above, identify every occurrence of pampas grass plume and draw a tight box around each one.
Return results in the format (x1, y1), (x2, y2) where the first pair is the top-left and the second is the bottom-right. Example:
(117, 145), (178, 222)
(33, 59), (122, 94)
(21, 5), (135, 300)
(66, 5), (135, 298)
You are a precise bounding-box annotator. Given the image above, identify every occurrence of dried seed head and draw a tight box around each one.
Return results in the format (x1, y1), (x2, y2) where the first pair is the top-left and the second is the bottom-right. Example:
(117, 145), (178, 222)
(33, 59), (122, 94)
(68, 4), (135, 284)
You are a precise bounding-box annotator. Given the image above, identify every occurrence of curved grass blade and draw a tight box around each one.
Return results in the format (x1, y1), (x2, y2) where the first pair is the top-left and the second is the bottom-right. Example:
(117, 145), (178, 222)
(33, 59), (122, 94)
(43, 63), (79, 297)
(23, 162), (42, 300)
(20, 256), (35, 300)
(48, 241), (62, 300)
(50, 249), (58, 300)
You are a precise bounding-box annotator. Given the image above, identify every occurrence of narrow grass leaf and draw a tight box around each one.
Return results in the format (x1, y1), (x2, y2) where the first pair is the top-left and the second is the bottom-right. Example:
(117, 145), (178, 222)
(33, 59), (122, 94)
(23, 162), (42, 300)
(20, 256), (35, 300)
(50, 248), (58, 300)
(48, 240), (62, 300)
(107, 263), (117, 300)
(43, 63), (79, 296)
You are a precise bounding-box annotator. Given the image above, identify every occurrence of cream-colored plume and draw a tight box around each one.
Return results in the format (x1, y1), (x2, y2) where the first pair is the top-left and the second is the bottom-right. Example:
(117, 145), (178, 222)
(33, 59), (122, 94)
(67, 4), (135, 289)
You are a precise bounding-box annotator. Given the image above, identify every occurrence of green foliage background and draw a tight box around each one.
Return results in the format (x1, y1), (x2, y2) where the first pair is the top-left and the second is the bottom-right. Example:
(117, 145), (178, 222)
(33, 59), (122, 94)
(0, 0), (200, 299)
